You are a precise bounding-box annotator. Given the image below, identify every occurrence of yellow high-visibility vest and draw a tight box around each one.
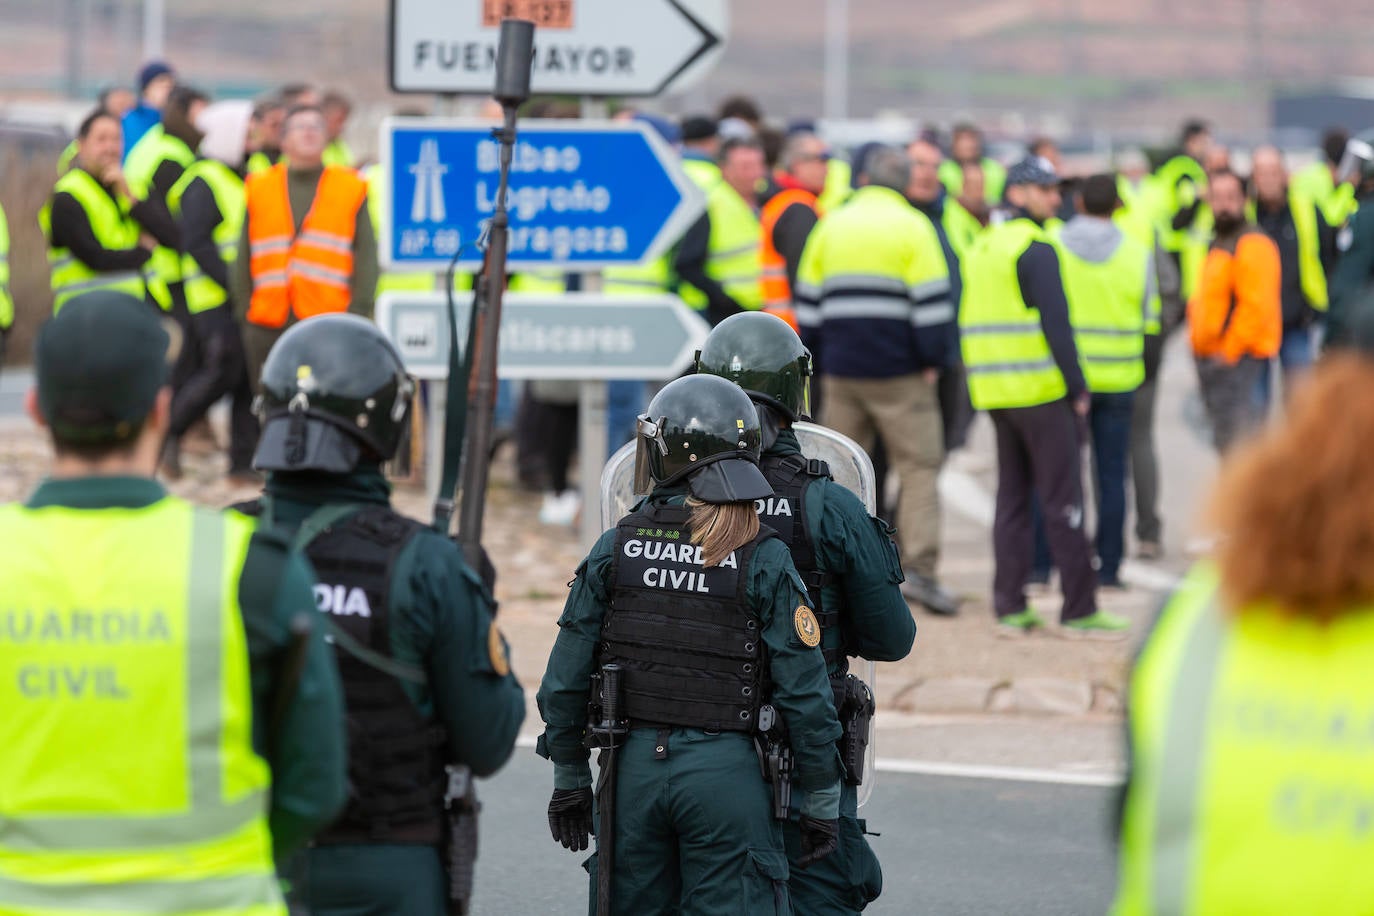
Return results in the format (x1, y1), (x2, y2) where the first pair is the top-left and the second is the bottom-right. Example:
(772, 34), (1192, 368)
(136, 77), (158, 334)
(0, 497), (284, 916)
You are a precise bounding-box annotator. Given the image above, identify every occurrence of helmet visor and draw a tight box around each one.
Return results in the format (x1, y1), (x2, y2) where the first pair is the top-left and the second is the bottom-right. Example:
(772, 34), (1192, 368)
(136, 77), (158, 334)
(633, 413), (668, 495)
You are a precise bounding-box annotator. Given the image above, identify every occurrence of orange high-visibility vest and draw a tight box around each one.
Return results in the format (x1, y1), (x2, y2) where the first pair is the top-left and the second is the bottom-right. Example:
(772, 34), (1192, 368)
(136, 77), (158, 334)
(759, 187), (818, 332)
(245, 163), (367, 328)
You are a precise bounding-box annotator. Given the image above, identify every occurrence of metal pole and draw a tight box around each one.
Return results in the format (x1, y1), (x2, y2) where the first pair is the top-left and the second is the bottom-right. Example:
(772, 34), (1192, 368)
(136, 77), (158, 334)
(426, 381), (447, 507)
(823, 0), (849, 122)
(142, 0), (164, 60)
(578, 96), (610, 549)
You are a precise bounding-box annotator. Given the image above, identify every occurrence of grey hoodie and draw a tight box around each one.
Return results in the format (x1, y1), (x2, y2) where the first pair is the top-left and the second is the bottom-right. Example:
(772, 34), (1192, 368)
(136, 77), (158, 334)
(1058, 215), (1157, 316)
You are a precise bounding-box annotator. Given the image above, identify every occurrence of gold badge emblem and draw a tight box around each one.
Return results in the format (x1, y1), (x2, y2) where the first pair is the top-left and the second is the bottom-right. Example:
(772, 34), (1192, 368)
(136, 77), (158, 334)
(488, 625), (511, 676)
(794, 605), (821, 648)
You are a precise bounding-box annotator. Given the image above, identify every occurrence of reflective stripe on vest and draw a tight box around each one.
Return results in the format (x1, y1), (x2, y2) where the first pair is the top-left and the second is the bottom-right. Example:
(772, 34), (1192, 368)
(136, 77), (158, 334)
(245, 163), (367, 328)
(0, 500), (283, 916)
(680, 183), (764, 311)
(1051, 226), (1150, 393)
(169, 159), (246, 314)
(959, 218), (1067, 409)
(363, 163), (435, 295)
(760, 188), (818, 306)
(40, 169), (147, 312)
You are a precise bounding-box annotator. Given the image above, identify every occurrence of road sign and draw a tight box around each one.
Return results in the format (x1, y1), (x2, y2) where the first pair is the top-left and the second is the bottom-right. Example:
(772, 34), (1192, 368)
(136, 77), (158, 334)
(380, 118), (704, 270)
(389, 0), (728, 97)
(376, 291), (710, 380)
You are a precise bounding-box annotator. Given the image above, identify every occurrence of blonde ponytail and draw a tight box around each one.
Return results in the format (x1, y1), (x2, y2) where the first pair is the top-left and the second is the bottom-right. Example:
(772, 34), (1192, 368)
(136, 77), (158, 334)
(687, 497), (760, 568)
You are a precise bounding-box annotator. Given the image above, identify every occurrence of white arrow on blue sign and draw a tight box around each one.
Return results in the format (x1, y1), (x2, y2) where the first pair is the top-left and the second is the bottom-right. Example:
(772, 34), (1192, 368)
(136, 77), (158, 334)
(379, 118), (705, 271)
(376, 291), (710, 381)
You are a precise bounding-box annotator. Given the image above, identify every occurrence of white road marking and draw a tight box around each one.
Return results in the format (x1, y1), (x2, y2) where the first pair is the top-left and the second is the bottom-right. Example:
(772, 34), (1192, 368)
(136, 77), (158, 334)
(515, 735), (1123, 787)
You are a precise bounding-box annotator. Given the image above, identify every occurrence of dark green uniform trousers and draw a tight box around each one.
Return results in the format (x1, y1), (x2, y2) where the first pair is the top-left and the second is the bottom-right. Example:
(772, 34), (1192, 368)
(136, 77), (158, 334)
(782, 783), (883, 914)
(588, 729), (792, 915)
(299, 845), (447, 915)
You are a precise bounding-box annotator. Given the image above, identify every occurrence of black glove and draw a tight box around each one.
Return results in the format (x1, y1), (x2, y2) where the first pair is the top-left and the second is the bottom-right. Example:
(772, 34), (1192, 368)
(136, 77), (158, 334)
(796, 815), (839, 868)
(547, 787), (594, 852)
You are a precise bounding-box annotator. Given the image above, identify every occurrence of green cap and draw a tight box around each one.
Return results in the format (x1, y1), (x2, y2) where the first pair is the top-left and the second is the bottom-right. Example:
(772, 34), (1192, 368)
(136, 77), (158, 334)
(35, 291), (169, 443)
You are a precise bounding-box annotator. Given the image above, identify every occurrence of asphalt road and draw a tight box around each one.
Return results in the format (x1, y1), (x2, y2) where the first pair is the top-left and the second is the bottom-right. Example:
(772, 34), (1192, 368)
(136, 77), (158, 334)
(469, 749), (1119, 916)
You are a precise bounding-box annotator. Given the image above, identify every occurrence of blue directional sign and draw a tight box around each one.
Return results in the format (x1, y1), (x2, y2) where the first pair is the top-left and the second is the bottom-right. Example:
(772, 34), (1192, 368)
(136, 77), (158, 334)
(379, 118), (705, 270)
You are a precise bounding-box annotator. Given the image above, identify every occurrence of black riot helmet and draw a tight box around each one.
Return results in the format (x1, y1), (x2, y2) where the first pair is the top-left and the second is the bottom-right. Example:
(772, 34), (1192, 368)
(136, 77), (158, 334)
(253, 314), (416, 474)
(634, 374), (774, 504)
(694, 311), (813, 422)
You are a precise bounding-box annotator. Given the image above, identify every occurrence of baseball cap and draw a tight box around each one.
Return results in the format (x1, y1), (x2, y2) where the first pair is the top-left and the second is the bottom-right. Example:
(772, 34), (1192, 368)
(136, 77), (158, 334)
(1006, 156), (1059, 187)
(35, 291), (170, 443)
(681, 116), (719, 143)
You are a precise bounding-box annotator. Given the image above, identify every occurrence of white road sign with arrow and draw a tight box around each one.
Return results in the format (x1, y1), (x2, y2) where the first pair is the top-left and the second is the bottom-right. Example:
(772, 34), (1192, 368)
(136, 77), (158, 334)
(389, 0), (728, 97)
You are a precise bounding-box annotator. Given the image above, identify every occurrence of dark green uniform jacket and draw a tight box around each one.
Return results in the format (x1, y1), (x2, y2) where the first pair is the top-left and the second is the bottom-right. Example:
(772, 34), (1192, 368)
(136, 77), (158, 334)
(768, 429), (916, 672)
(34, 476), (349, 862)
(263, 467), (526, 915)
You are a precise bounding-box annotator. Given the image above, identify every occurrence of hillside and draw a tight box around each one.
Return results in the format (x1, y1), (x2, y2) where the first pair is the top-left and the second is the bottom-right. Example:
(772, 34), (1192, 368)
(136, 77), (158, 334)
(5, 0), (1374, 135)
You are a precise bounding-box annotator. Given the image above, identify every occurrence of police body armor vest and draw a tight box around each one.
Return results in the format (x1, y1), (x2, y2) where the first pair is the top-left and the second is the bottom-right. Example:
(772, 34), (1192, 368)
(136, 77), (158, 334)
(602, 502), (775, 733)
(300, 506), (447, 844)
(758, 453), (840, 666)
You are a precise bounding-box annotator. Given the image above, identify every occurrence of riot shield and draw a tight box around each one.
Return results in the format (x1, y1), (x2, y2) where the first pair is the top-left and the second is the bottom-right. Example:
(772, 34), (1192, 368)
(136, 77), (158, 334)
(598, 421), (881, 805)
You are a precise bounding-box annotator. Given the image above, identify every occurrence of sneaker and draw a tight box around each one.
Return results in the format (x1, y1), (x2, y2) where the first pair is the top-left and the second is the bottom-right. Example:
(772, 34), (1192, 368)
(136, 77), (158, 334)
(1060, 610), (1131, 640)
(996, 608), (1048, 637)
(1097, 573), (1129, 591)
(1136, 541), (1163, 561)
(539, 490), (581, 526)
(900, 572), (963, 616)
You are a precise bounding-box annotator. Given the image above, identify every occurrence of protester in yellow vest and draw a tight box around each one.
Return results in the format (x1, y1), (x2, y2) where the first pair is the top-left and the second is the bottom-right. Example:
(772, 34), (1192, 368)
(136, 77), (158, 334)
(40, 108), (179, 313)
(1115, 352), (1374, 916)
(959, 157), (1125, 636)
(939, 123), (1007, 204)
(1292, 128), (1359, 227)
(1154, 120), (1212, 297)
(123, 86), (209, 314)
(1248, 146), (1335, 411)
(674, 137), (765, 326)
(1038, 175), (1156, 590)
(0, 291), (346, 916)
(162, 99), (259, 484)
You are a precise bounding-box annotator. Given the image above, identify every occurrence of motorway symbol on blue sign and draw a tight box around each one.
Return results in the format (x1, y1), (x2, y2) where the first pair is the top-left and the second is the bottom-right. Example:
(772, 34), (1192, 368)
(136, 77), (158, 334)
(379, 118), (705, 270)
(376, 291), (710, 381)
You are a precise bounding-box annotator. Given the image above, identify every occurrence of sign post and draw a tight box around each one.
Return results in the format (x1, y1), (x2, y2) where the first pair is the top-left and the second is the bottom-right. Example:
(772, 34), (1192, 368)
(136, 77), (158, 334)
(389, 0), (728, 98)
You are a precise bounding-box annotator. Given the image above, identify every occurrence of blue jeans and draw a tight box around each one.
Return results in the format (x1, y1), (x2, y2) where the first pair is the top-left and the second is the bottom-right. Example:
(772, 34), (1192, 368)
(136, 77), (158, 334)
(1255, 325), (1313, 412)
(1032, 390), (1135, 582)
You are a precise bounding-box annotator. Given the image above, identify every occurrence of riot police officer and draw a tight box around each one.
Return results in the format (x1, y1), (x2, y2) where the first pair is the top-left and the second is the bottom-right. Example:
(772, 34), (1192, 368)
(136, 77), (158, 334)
(247, 313), (526, 915)
(537, 373), (845, 915)
(696, 311), (915, 914)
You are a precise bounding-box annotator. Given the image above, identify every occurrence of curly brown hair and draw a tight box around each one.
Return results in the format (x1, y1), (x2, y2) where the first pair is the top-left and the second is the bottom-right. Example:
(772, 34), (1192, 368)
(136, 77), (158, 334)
(1209, 355), (1374, 619)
